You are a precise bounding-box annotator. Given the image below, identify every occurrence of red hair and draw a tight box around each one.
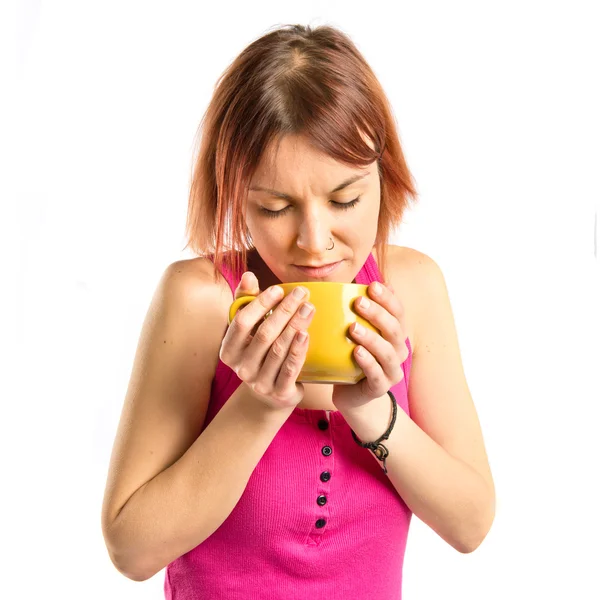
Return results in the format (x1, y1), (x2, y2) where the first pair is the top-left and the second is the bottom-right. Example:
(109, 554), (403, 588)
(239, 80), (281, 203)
(182, 23), (418, 284)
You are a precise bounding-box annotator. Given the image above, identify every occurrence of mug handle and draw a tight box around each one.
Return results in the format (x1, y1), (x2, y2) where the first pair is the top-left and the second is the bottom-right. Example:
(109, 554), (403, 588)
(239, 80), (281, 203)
(228, 294), (277, 324)
(228, 295), (256, 324)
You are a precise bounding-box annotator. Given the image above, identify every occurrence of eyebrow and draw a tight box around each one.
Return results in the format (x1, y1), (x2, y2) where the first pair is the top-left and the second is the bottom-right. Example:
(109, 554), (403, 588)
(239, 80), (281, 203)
(249, 172), (370, 201)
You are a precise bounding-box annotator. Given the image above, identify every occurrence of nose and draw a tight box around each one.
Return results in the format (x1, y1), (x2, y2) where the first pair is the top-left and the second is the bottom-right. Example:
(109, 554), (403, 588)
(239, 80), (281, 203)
(295, 208), (333, 255)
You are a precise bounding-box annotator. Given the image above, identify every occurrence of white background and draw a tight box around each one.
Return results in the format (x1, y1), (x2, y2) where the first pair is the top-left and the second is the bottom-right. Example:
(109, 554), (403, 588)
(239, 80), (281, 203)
(10, 1), (600, 598)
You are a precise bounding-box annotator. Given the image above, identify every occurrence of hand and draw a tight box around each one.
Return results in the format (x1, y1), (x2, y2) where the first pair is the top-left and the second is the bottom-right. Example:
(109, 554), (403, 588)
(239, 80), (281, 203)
(332, 281), (409, 411)
(219, 272), (316, 411)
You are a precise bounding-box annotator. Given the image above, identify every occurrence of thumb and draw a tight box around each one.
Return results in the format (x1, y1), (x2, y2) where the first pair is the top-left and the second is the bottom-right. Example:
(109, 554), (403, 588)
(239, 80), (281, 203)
(235, 271), (260, 299)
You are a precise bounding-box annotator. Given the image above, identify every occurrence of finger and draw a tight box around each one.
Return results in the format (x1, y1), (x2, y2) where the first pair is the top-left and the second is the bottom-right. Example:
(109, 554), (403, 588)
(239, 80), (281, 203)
(353, 345), (398, 399)
(350, 321), (404, 384)
(354, 293), (406, 352)
(233, 272), (264, 335)
(235, 271), (260, 299)
(220, 284), (284, 366)
(256, 302), (314, 388)
(242, 287), (311, 377)
(274, 329), (311, 395)
(383, 281), (395, 295)
(367, 282), (403, 319)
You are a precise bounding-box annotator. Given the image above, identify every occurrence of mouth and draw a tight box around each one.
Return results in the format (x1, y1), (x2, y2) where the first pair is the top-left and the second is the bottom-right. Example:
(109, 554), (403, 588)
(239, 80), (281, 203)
(293, 260), (342, 277)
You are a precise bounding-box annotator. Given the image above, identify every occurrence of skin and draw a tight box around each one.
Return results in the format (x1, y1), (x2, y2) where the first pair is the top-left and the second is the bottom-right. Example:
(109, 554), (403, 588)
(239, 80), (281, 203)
(244, 133), (381, 288)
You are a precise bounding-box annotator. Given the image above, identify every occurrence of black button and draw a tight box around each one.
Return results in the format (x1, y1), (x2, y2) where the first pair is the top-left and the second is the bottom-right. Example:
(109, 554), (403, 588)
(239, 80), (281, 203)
(317, 495), (327, 506)
(315, 519), (326, 529)
(318, 419), (329, 430)
(322, 446), (332, 456)
(320, 471), (331, 482)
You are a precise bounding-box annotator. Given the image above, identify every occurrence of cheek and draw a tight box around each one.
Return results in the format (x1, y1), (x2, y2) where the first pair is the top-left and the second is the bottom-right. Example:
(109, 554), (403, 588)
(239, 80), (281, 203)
(247, 220), (284, 252)
(352, 199), (379, 230)
(246, 213), (267, 239)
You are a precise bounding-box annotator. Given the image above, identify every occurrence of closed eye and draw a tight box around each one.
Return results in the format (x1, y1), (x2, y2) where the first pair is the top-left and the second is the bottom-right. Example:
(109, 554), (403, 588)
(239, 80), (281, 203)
(258, 196), (362, 218)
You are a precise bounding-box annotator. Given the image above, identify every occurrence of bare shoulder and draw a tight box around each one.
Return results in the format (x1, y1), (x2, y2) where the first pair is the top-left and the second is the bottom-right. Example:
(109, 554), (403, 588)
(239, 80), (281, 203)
(154, 256), (238, 329)
(162, 256), (232, 300)
(373, 245), (432, 353)
(386, 244), (433, 274)
(147, 255), (236, 370)
(143, 256), (235, 353)
(383, 245), (446, 355)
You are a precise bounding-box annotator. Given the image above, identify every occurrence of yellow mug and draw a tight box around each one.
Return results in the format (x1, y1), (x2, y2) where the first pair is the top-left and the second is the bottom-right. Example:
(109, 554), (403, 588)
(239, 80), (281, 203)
(228, 281), (380, 384)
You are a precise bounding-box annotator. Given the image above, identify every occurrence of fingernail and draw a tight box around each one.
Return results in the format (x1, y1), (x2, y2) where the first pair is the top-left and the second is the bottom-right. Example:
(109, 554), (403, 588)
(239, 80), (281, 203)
(293, 286), (307, 299)
(268, 285), (283, 298)
(299, 303), (313, 318)
(372, 282), (382, 295)
(354, 323), (365, 336)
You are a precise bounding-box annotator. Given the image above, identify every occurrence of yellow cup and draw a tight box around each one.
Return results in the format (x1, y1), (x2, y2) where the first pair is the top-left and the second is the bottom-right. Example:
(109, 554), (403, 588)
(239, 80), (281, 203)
(228, 281), (379, 384)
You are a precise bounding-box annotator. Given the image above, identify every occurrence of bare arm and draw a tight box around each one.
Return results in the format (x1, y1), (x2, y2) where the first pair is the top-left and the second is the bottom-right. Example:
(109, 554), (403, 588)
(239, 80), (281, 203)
(105, 382), (293, 581)
(101, 260), (313, 582)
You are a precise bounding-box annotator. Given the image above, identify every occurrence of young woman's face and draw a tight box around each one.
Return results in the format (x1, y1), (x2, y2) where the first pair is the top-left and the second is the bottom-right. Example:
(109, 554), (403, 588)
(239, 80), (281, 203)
(245, 134), (381, 284)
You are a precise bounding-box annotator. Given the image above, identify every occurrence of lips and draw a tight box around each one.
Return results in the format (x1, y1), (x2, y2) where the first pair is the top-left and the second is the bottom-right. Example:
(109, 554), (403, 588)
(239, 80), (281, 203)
(297, 262), (338, 268)
(294, 261), (342, 277)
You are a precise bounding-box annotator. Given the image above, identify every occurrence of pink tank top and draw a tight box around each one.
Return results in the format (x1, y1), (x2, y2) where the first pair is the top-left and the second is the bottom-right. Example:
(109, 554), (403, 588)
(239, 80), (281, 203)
(165, 253), (413, 599)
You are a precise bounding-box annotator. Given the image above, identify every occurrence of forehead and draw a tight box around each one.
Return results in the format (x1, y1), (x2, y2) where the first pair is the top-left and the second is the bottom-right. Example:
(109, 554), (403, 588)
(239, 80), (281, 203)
(252, 133), (376, 185)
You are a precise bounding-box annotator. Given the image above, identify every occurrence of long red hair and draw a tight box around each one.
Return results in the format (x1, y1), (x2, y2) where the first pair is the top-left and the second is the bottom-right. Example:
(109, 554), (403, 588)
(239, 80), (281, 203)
(182, 24), (419, 284)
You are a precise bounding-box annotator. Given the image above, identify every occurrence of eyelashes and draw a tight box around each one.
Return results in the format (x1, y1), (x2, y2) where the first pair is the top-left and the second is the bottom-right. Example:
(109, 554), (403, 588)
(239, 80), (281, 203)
(258, 196), (362, 219)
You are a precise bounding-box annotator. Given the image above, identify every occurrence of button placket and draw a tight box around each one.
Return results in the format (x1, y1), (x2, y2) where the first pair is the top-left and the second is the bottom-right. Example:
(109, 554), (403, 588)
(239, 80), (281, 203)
(310, 412), (333, 540)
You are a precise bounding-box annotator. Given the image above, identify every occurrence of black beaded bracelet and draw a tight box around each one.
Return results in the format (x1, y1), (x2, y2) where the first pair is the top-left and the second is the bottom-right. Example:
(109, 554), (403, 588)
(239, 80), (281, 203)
(350, 390), (397, 474)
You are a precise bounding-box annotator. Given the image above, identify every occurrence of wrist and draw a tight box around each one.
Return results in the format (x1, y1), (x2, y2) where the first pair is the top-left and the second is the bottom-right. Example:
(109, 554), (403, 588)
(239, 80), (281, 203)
(236, 382), (297, 422)
(339, 392), (393, 442)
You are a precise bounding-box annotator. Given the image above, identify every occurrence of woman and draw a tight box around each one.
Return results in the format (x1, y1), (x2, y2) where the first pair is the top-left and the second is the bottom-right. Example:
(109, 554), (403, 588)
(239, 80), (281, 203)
(101, 24), (495, 599)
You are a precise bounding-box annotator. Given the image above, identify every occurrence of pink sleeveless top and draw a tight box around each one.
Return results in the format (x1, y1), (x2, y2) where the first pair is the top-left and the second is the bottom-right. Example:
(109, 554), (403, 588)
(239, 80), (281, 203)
(165, 253), (413, 599)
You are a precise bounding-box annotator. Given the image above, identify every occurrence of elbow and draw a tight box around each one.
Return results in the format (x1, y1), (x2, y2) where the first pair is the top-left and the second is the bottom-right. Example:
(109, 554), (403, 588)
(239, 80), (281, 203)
(106, 545), (156, 582)
(123, 568), (156, 583)
(454, 521), (492, 554)
(113, 559), (152, 582)
(455, 492), (496, 554)
(102, 523), (156, 583)
(454, 528), (489, 554)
